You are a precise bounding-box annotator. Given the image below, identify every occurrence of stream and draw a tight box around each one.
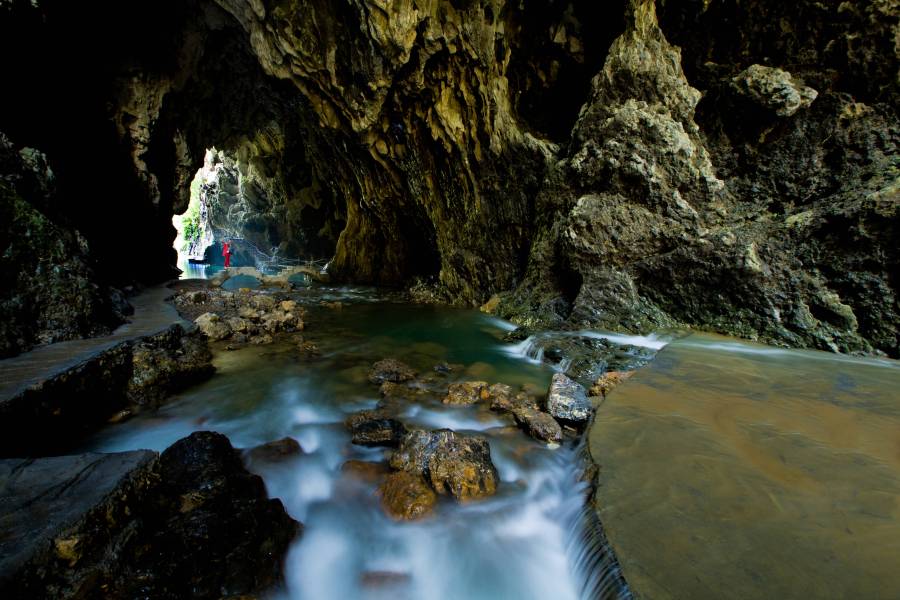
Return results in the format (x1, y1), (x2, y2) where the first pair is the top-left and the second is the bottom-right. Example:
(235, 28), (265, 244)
(81, 285), (639, 600)
(80, 281), (900, 599)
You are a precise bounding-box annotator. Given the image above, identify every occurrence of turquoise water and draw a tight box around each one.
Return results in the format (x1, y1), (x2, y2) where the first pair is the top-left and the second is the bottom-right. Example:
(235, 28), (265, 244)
(83, 287), (637, 599)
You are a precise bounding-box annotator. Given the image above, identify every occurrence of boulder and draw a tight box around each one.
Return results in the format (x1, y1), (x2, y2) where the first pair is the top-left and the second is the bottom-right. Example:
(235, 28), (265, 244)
(345, 410), (407, 446)
(368, 359), (417, 385)
(194, 312), (232, 341)
(513, 408), (563, 444)
(443, 381), (490, 405)
(0, 432), (299, 599)
(378, 471), (437, 520)
(260, 309), (303, 333)
(489, 385), (538, 413)
(546, 373), (592, 423)
(390, 429), (498, 501)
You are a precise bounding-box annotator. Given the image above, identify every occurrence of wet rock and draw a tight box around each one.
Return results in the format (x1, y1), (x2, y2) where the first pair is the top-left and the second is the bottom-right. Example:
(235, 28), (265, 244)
(195, 312), (232, 341)
(546, 373), (592, 423)
(238, 306), (260, 320)
(346, 410), (407, 447)
(513, 408), (563, 444)
(730, 64), (818, 117)
(378, 471), (437, 521)
(589, 370), (636, 399)
(379, 381), (437, 405)
(227, 316), (254, 334)
(249, 333), (274, 345)
(128, 432), (299, 597)
(261, 309), (304, 333)
(488, 383), (538, 413)
(341, 460), (391, 484)
(242, 437), (303, 464)
(391, 429), (499, 501)
(250, 295), (277, 311)
(126, 324), (214, 407)
(296, 339), (320, 357)
(443, 381), (490, 406)
(0, 432), (299, 598)
(368, 359), (417, 385)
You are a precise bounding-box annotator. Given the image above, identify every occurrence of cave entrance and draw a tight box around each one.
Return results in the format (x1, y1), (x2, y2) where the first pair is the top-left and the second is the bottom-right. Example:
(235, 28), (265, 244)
(172, 150), (219, 280)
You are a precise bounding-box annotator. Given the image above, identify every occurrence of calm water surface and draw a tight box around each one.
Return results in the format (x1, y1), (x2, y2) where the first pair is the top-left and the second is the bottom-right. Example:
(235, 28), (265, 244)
(590, 333), (900, 599)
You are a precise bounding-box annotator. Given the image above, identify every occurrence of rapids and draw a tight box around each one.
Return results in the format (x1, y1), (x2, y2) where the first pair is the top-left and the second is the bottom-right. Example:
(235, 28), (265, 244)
(81, 286), (633, 600)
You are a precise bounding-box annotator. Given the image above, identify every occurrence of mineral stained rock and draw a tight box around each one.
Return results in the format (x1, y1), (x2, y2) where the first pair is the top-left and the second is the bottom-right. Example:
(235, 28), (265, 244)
(378, 471), (438, 521)
(390, 429), (499, 501)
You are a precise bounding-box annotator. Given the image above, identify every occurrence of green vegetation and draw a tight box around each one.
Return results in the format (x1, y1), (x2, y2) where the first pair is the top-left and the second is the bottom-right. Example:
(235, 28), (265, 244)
(181, 176), (203, 250)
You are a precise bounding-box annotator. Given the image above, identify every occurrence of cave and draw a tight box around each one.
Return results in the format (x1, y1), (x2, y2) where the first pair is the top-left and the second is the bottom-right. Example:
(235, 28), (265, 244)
(1, 1), (899, 598)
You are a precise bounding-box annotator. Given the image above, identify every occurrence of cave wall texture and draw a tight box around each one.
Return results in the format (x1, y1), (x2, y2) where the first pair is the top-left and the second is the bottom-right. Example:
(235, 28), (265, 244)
(0, 0), (897, 357)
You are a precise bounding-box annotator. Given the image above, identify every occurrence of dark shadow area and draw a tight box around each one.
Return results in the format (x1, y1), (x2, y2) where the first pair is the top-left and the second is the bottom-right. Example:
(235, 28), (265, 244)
(503, 0), (628, 142)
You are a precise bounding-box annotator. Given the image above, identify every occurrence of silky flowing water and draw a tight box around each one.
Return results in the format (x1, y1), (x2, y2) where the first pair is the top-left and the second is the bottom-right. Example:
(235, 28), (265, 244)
(590, 333), (900, 599)
(82, 286), (633, 600)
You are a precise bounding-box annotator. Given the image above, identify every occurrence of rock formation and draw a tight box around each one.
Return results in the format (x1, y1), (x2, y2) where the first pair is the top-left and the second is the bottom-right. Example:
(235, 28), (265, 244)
(0, 432), (299, 599)
(0, 324), (213, 457)
(0, 0), (896, 356)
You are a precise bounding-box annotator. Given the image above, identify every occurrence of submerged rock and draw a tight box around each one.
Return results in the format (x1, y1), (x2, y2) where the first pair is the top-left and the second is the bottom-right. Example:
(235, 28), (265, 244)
(443, 381), (490, 405)
(589, 370), (636, 399)
(0, 431), (299, 598)
(346, 410), (407, 447)
(546, 373), (592, 423)
(242, 437), (303, 464)
(378, 471), (438, 521)
(368, 359), (417, 385)
(390, 429), (499, 501)
(341, 460), (391, 484)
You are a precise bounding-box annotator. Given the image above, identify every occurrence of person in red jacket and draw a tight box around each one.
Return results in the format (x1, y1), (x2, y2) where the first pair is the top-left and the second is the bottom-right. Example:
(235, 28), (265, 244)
(222, 240), (232, 268)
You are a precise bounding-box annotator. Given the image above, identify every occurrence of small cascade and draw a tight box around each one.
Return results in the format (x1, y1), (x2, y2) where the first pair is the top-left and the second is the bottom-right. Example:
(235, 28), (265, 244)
(80, 290), (644, 600)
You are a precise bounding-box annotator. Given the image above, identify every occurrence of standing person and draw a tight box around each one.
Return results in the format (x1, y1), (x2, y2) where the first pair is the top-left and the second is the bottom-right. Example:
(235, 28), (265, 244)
(222, 240), (232, 268)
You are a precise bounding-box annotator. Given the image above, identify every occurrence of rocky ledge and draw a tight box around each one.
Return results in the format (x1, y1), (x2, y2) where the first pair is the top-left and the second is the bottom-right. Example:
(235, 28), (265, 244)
(0, 323), (213, 458)
(0, 431), (299, 599)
